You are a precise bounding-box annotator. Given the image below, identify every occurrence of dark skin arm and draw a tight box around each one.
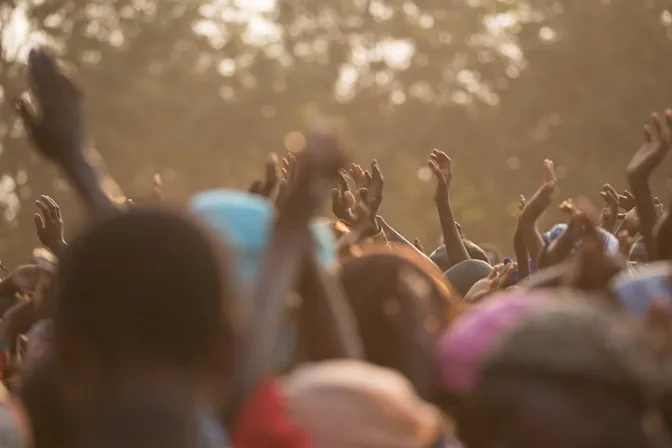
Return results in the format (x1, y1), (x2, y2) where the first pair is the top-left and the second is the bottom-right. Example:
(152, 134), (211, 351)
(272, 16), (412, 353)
(626, 110), (672, 261)
(394, 266), (443, 400)
(599, 184), (620, 233)
(514, 195), (530, 281)
(519, 159), (557, 270)
(429, 149), (469, 267)
(33, 195), (67, 257)
(297, 250), (363, 361)
(14, 49), (119, 216)
(229, 128), (347, 420)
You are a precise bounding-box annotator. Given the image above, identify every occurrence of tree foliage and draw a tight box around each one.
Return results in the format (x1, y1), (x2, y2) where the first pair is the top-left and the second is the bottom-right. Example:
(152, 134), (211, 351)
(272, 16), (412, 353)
(0, 0), (670, 264)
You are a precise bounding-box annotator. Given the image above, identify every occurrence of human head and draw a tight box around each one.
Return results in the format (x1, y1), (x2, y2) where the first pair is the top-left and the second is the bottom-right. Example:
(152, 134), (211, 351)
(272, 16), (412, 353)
(459, 296), (657, 448)
(55, 207), (234, 417)
(340, 246), (458, 390)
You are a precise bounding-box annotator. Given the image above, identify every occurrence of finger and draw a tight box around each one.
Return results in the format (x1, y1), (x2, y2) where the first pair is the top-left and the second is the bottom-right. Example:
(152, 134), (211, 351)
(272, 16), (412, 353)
(33, 213), (44, 232)
(35, 199), (50, 219)
(358, 188), (369, 205)
(371, 160), (383, 184)
(654, 197), (662, 206)
(344, 190), (356, 208)
(543, 159), (556, 183)
(487, 266), (499, 280)
(604, 183), (619, 197)
(652, 112), (662, 139)
(437, 152), (452, 172)
(363, 170), (372, 188)
(338, 170), (350, 192)
(413, 237), (425, 253)
(352, 164), (364, 186)
(287, 154), (296, 180)
(644, 125), (653, 143)
(330, 189), (342, 211)
(42, 195), (60, 220)
(428, 160), (445, 185)
(624, 190), (635, 200)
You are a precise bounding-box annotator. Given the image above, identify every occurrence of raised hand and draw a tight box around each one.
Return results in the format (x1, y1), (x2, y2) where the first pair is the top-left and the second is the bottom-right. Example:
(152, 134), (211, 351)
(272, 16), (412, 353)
(520, 159), (557, 223)
(365, 160), (384, 218)
(33, 195), (66, 255)
(627, 110), (672, 183)
(600, 184), (620, 232)
(464, 263), (517, 304)
(349, 163), (370, 189)
(331, 169), (356, 223)
(14, 48), (118, 215)
(563, 199), (623, 290)
(14, 49), (83, 162)
(428, 149), (452, 201)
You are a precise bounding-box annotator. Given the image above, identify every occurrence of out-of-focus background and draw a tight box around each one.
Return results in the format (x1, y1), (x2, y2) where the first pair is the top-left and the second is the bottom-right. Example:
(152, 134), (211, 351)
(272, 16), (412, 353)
(0, 0), (671, 265)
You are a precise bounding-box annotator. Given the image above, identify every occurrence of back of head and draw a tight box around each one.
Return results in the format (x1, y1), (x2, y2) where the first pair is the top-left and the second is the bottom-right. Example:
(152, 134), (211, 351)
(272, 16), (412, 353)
(340, 249), (456, 376)
(463, 241), (489, 264)
(55, 207), (231, 371)
(190, 190), (336, 289)
(443, 259), (493, 298)
(462, 295), (656, 448)
(429, 242), (490, 272)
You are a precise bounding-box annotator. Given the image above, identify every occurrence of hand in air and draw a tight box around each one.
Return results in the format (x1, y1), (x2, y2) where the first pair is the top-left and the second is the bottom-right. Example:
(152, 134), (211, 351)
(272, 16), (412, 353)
(33, 195), (66, 254)
(14, 48), (84, 163)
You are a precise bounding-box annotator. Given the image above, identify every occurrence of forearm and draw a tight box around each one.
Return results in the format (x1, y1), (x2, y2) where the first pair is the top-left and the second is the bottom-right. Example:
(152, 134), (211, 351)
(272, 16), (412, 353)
(519, 220), (544, 270)
(629, 177), (658, 260)
(513, 227), (530, 280)
(435, 199), (469, 266)
(62, 154), (119, 216)
(299, 254), (362, 361)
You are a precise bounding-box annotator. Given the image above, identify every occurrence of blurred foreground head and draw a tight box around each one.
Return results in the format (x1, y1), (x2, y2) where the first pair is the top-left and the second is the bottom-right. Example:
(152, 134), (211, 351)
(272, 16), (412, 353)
(340, 246), (458, 385)
(446, 292), (659, 448)
(234, 360), (446, 448)
(54, 207), (234, 415)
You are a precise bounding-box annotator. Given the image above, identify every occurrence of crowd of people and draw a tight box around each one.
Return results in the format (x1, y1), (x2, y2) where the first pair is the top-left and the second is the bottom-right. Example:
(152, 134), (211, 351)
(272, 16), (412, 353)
(0, 47), (671, 447)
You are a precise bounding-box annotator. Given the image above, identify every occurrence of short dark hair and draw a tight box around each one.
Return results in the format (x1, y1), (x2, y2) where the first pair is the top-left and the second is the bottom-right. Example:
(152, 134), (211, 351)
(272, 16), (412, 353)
(55, 207), (233, 370)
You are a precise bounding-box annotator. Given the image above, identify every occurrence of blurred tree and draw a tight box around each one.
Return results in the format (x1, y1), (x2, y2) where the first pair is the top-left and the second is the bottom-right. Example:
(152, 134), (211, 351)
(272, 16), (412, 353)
(0, 0), (670, 265)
